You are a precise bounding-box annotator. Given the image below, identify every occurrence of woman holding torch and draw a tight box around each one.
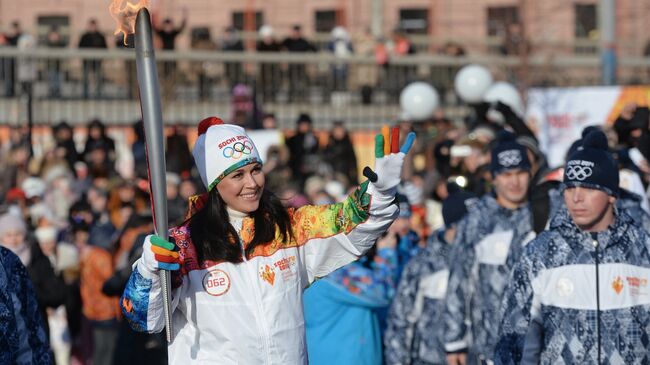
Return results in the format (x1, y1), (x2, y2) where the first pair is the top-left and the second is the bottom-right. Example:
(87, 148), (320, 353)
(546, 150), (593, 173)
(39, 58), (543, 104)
(120, 117), (414, 363)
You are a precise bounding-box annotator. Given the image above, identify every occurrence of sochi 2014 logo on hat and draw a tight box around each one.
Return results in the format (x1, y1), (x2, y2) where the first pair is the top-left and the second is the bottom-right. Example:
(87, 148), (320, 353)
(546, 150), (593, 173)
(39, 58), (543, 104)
(218, 135), (254, 160)
(565, 160), (594, 181)
(222, 140), (254, 159)
(202, 269), (231, 296)
(497, 149), (522, 167)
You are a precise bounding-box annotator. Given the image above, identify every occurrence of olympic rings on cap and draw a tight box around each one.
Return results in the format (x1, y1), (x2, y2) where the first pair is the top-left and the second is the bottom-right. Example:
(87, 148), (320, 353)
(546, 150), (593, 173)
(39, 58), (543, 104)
(565, 165), (593, 181)
(497, 150), (522, 167)
(222, 141), (254, 159)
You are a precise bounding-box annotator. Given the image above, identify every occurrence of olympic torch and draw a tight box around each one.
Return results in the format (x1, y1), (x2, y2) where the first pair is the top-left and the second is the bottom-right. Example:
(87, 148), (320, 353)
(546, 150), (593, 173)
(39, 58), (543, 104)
(135, 7), (173, 342)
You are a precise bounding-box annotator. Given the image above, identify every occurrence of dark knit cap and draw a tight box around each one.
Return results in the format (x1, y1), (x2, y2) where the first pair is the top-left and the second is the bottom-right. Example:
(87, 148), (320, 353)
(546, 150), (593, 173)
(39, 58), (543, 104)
(565, 125), (601, 162)
(564, 129), (619, 196)
(442, 183), (477, 227)
(296, 113), (312, 124)
(490, 130), (531, 175)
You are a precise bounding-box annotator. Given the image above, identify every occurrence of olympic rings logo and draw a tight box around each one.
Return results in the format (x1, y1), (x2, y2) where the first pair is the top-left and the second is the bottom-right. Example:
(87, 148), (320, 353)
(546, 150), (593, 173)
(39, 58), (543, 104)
(498, 150), (522, 167)
(565, 165), (593, 181)
(222, 141), (254, 159)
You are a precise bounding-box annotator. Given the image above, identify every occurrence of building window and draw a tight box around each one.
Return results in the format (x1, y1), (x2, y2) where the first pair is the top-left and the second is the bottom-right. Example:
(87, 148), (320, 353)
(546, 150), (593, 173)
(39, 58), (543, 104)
(399, 8), (429, 34)
(232, 11), (264, 31)
(190, 27), (212, 48)
(487, 6), (519, 54)
(575, 4), (597, 54)
(315, 10), (337, 33)
(487, 6), (519, 37)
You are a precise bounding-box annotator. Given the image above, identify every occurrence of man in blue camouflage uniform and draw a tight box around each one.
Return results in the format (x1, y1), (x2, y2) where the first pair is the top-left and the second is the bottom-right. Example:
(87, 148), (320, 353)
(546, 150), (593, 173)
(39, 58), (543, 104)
(565, 126), (650, 234)
(384, 184), (476, 365)
(495, 130), (650, 364)
(444, 131), (537, 365)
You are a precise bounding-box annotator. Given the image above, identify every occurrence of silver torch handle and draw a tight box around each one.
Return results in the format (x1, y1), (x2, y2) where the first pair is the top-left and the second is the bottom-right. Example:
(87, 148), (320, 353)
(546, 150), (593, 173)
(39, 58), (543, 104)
(135, 7), (173, 343)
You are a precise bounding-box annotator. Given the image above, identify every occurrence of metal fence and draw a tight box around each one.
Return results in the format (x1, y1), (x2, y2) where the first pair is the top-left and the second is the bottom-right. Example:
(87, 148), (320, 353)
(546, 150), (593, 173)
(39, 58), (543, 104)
(1, 47), (650, 129)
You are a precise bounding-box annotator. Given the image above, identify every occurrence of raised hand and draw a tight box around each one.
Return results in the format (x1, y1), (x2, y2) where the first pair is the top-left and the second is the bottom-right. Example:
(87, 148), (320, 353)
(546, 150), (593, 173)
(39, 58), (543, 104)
(363, 126), (416, 193)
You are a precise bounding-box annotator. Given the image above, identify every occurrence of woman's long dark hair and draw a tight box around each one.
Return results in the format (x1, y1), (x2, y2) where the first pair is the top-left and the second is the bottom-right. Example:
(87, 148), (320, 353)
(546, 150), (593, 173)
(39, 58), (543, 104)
(188, 187), (292, 264)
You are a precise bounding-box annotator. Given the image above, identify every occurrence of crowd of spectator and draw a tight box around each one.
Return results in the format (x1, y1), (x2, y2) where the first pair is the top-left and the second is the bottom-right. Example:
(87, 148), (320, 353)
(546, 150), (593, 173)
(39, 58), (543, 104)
(1, 17), (477, 102)
(0, 93), (648, 363)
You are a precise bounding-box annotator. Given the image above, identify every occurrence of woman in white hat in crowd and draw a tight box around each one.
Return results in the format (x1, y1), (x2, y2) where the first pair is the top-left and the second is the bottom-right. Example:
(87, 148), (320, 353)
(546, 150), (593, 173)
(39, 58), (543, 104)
(120, 117), (415, 364)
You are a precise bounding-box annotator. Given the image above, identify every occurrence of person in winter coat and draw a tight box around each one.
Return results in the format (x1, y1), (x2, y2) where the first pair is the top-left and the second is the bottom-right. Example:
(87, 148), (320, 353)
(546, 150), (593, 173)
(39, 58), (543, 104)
(80, 222), (120, 365)
(444, 131), (538, 365)
(324, 121), (359, 186)
(327, 27), (353, 91)
(53, 121), (80, 175)
(0, 246), (52, 364)
(120, 117), (415, 364)
(286, 113), (321, 189)
(303, 230), (399, 365)
(384, 184), (476, 365)
(165, 126), (194, 178)
(102, 216), (167, 365)
(495, 129), (650, 363)
(563, 126), (650, 234)
(255, 25), (282, 102)
(131, 120), (148, 180)
(83, 119), (116, 164)
(0, 213), (66, 341)
(391, 195), (422, 283)
(617, 188), (650, 233)
(78, 19), (107, 98)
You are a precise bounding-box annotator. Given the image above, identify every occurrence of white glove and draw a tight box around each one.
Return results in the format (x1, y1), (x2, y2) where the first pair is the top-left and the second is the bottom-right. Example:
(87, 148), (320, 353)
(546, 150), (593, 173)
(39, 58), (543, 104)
(139, 234), (180, 273)
(363, 128), (416, 194)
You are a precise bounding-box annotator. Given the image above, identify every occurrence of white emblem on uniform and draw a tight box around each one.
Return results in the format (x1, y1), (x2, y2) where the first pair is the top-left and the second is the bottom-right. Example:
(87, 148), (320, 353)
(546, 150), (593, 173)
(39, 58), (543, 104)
(202, 269), (231, 296)
(495, 241), (509, 258)
(556, 277), (574, 297)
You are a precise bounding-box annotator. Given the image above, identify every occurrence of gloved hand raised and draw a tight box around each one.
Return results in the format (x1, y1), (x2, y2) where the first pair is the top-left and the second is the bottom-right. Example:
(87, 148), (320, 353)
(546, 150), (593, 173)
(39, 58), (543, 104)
(363, 126), (416, 194)
(141, 234), (181, 272)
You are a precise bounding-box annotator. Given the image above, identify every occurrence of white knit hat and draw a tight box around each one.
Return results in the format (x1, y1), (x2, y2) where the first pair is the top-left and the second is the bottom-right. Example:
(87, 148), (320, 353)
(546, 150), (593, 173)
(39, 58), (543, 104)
(192, 117), (262, 191)
(22, 177), (46, 199)
(35, 226), (58, 243)
(259, 25), (274, 38)
(0, 212), (27, 238)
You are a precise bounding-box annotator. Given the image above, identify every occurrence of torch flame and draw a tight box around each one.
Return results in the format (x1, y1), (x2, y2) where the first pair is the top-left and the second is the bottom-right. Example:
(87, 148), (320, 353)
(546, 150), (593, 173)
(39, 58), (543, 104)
(109, 0), (149, 45)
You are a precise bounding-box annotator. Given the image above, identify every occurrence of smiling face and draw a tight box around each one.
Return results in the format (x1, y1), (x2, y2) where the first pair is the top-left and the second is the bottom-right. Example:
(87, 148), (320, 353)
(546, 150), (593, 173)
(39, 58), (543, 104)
(216, 162), (265, 213)
(494, 168), (530, 209)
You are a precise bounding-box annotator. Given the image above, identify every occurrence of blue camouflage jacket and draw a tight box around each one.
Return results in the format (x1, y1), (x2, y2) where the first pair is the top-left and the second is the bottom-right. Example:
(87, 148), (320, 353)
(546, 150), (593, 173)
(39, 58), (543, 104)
(0, 247), (51, 365)
(385, 229), (451, 365)
(444, 195), (535, 358)
(495, 207), (650, 364)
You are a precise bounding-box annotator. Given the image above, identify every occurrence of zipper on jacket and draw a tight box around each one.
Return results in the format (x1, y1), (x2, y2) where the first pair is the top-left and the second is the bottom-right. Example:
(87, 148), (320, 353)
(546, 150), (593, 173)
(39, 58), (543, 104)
(591, 234), (601, 364)
(239, 238), (273, 364)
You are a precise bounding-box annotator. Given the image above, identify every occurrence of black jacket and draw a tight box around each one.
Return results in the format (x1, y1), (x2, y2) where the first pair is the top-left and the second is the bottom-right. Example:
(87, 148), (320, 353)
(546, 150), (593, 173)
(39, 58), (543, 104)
(26, 241), (65, 338)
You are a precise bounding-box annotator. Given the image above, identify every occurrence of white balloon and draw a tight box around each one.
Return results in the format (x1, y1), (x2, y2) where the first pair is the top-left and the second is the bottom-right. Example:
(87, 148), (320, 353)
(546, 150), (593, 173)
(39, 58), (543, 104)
(483, 81), (524, 119)
(399, 82), (439, 121)
(454, 64), (493, 103)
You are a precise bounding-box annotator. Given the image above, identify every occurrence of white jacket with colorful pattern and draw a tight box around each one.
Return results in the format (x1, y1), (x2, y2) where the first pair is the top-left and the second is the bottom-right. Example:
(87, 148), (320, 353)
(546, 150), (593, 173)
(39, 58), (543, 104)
(120, 181), (397, 364)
